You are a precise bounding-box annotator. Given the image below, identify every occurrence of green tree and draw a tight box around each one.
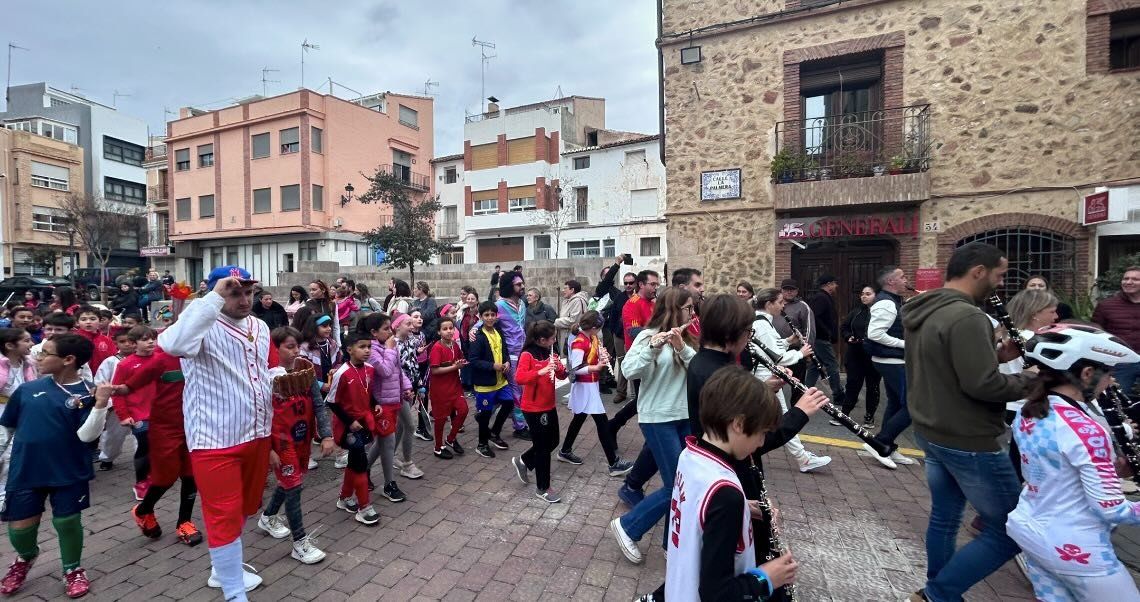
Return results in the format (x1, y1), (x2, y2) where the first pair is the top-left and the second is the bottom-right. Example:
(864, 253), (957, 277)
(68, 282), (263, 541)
(354, 167), (450, 285)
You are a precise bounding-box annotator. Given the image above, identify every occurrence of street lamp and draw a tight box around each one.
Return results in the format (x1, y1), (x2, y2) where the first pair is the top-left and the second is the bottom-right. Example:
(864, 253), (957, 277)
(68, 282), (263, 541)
(340, 183), (354, 207)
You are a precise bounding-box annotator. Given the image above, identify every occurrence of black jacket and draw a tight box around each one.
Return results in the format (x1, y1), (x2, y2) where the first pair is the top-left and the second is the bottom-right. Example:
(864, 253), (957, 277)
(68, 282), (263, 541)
(841, 304), (872, 344)
(468, 323), (510, 388)
(110, 289), (139, 314)
(525, 301), (557, 327)
(808, 289), (838, 343)
(254, 301), (289, 329)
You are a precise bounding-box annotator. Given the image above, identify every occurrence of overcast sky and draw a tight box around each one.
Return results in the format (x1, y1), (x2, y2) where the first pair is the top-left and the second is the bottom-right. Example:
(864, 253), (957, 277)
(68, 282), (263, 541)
(5, 0), (659, 156)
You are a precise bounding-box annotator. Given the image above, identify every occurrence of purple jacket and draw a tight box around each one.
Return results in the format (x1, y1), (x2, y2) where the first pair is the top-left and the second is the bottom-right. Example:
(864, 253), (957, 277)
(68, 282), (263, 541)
(496, 298), (527, 358)
(368, 341), (410, 406)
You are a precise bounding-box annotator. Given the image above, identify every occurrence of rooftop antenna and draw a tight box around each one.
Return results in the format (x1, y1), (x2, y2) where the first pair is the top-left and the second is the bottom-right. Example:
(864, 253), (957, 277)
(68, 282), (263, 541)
(260, 67), (280, 97)
(112, 89), (132, 108)
(6, 43), (29, 110)
(555, 85), (563, 98)
(69, 84), (84, 95)
(163, 106), (176, 123)
(423, 78), (438, 97)
(471, 36), (496, 112)
(300, 39), (320, 89)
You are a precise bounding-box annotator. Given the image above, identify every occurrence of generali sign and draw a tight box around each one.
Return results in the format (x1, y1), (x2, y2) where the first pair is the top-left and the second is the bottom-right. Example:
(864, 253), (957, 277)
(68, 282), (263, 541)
(1082, 191), (1109, 225)
(777, 214), (920, 240)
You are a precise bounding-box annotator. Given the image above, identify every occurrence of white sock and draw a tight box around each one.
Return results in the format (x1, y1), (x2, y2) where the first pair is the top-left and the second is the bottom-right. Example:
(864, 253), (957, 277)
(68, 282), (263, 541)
(209, 538), (248, 601)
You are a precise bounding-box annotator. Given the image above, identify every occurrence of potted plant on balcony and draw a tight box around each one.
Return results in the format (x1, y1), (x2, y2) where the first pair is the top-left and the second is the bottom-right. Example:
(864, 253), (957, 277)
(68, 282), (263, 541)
(801, 154), (820, 181)
(872, 153), (887, 177)
(889, 154), (906, 175)
(770, 148), (797, 184)
(837, 153), (867, 179)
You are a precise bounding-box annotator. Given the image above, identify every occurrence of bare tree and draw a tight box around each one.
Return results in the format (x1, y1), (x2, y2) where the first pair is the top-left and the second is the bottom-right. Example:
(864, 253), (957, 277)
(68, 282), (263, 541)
(24, 248), (61, 276)
(56, 194), (145, 301)
(527, 181), (584, 259)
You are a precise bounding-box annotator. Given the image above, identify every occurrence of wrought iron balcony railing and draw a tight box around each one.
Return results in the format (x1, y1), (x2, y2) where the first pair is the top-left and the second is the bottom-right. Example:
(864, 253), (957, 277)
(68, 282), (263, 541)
(377, 164), (431, 191)
(772, 104), (931, 183)
(436, 222), (459, 239)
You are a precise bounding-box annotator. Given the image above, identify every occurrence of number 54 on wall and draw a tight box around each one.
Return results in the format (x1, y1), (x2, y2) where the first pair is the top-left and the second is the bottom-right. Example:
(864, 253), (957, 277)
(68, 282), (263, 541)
(923, 221), (941, 233)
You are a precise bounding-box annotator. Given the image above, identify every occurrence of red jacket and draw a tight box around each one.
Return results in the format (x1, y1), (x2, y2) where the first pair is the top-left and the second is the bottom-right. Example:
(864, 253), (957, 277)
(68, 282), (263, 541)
(112, 353), (157, 423)
(1093, 292), (1140, 351)
(516, 349), (568, 413)
(75, 328), (116, 374)
(122, 349), (183, 435)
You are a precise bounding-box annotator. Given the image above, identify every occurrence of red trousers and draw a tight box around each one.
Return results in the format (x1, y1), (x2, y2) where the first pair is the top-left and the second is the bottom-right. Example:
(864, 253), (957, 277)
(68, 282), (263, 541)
(431, 394), (469, 449)
(190, 437), (271, 547)
(340, 469), (369, 506)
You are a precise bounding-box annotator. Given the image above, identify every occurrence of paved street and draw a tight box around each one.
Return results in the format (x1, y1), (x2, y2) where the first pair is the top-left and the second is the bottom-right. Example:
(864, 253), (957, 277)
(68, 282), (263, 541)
(9, 381), (1114, 601)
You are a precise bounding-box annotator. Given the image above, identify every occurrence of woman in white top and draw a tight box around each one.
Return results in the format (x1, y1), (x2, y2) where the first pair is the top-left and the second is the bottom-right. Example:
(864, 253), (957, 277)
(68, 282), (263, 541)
(751, 288), (831, 473)
(1000, 288), (1058, 482)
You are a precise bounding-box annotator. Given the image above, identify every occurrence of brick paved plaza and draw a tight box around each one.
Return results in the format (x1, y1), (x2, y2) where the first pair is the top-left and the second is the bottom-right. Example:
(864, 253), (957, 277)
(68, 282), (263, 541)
(10, 385), (1127, 601)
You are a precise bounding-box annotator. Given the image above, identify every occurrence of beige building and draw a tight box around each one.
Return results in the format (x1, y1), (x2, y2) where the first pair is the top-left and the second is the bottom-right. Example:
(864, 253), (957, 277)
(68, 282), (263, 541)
(660, 0), (1140, 317)
(0, 128), (86, 277)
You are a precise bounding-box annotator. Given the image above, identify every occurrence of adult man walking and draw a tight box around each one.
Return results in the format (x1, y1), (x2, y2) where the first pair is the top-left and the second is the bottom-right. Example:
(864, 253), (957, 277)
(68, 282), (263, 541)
(903, 242), (1034, 602)
(554, 279), (590, 354)
(862, 266), (917, 469)
(488, 265), (502, 301)
(158, 266), (275, 601)
(604, 270), (636, 402)
(805, 274), (844, 407)
(1092, 266), (1140, 393)
(774, 279), (814, 402)
(494, 271), (532, 440)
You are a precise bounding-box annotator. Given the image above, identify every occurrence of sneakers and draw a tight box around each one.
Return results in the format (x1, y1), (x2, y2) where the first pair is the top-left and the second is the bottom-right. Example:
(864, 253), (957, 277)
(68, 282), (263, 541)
(133, 480), (149, 502)
(608, 459), (634, 477)
(557, 450), (583, 465)
(400, 462), (424, 479)
(610, 517), (643, 564)
(257, 514), (291, 539)
(476, 444), (495, 458)
(828, 419), (843, 427)
(490, 436), (510, 450)
(512, 456), (530, 484)
(798, 454), (832, 473)
(393, 458), (407, 471)
(355, 505), (380, 525)
(446, 439), (465, 455)
(175, 521), (203, 546)
(97, 461), (113, 471)
(1124, 479), (1140, 494)
(307, 457), (319, 470)
(291, 535), (326, 564)
(207, 564), (261, 591)
(132, 504), (162, 539)
(863, 417), (876, 429)
(333, 451), (349, 469)
(862, 442), (898, 469)
(414, 427), (432, 441)
(618, 484), (645, 508)
(890, 451), (918, 465)
(434, 447), (455, 460)
(64, 567), (90, 598)
(513, 428), (532, 441)
(336, 497), (359, 513)
(383, 481), (407, 503)
(0, 557), (34, 595)
(535, 489), (561, 503)
(903, 591), (929, 602)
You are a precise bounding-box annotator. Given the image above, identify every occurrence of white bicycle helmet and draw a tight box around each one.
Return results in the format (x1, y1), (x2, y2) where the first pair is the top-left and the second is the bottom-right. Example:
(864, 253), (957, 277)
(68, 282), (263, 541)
(1025, 324), (1140, 371)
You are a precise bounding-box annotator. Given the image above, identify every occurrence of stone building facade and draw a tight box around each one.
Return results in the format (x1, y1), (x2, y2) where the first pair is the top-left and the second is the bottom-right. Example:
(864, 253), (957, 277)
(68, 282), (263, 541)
(660, 0), (1140, 316)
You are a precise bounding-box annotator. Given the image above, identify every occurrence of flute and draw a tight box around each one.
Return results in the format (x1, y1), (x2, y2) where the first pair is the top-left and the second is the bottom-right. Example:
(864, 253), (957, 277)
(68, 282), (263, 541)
(986, 294), (1026, 355)
(749, 339), (892, 457)
(1094, 385), (1140, 486)
(597, 339), (614, 376)
(780, 309), (828, 379)
(549, 345), (558, 383)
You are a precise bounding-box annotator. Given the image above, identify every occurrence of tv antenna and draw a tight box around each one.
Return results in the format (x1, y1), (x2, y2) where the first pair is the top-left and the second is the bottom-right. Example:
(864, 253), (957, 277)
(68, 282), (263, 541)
(423, 78), (438, 97)
(471, 36), (496, 112)
(112, 89), (133, 107)
(300, 39), (320, 89)
(260, 67), (280, 96)
(6, 43), (29, 109)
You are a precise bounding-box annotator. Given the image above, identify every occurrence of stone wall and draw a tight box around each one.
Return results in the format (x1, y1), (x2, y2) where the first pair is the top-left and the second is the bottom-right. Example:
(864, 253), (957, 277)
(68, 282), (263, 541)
(660, 0), (1139, 290)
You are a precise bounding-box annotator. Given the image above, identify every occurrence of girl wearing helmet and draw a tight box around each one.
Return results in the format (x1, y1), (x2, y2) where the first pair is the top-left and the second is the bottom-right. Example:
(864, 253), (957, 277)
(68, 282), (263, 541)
(1006, 323), (1140, 601)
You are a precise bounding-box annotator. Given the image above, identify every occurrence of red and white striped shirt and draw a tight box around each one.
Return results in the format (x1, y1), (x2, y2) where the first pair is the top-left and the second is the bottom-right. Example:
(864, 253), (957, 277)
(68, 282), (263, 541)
(157, 292), (275, 451)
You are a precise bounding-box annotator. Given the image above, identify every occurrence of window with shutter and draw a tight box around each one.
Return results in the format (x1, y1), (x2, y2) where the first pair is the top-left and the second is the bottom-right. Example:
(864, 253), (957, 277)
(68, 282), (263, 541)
(280, 185), (300, 211)
(470, 143), (497, 171)
(252, 133), (270, 158)
(253, 188), (271, 214)
(279, 128), (299, 154)
(507, 137), (535, 165)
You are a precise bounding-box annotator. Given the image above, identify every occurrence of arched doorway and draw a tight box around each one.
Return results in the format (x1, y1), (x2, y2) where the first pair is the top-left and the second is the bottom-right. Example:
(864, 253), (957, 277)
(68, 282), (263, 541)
(956, 227), (1077, 299)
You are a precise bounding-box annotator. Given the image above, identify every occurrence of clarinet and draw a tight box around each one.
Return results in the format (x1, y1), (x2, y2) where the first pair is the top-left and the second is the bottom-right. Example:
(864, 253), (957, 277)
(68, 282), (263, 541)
(781, 309), (828, 379)
(1094, 384), (1140, 486)
(751, 458), (796, 602)
(749, 340), (893, 457)
(986, 294), (1026, 355)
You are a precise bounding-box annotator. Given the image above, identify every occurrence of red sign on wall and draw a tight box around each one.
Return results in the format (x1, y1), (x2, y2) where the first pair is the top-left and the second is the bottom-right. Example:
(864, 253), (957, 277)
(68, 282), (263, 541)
(1083, 191), (1110, 225)
(777, 214), (919, 240)
(913, 268), (943, 292)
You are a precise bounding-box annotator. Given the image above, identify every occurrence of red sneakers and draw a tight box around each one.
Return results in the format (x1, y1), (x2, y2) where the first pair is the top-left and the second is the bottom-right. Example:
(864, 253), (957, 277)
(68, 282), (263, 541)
(64, 568), (90, 598)
(175, 522), (203, 547)
(0, 557), (34, 595)
(132, 504), (162, 539)
(132, 480), (149, 502)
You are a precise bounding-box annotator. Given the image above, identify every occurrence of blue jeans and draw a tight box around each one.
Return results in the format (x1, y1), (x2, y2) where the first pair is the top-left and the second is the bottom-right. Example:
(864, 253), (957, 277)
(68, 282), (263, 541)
(873, 362), (909, 451)
(1113, 361), (1140, 396)
(915, 433), (1022, 602)
(805, 340), (844, 405)
(618, 420), (690, 542)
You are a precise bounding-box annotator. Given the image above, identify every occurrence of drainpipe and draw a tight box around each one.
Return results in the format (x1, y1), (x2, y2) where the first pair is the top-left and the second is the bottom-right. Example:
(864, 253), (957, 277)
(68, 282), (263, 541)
(656, 0), (666, 166)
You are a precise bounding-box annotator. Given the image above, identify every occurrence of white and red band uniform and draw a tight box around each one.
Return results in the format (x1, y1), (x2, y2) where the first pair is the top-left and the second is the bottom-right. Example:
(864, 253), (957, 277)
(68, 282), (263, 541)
(157, 291), (275, 451)
(666, 436), (755, 602)
(1007, 394), (1140, 598)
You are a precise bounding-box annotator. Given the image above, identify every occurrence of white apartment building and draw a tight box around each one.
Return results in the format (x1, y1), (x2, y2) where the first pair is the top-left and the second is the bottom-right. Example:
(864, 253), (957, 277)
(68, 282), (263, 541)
(432, 95), (667, 267)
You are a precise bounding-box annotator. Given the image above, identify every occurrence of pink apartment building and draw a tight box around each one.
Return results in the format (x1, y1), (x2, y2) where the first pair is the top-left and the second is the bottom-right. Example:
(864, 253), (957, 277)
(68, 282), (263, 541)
(162, 89), (433, 285)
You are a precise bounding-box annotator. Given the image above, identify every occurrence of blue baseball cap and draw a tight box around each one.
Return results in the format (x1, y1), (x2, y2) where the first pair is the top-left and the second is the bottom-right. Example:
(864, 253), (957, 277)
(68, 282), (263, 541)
(205, 265), (257, 292)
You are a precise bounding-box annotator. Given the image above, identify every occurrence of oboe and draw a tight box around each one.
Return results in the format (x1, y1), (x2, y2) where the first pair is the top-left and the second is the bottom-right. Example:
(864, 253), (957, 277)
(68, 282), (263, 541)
(749, 340), (893, 457)
(1094, 384), (1140, 486)
(986, 294), (1026, 356)
(780, 309), (828, 379)
(751, 458), (796, 602)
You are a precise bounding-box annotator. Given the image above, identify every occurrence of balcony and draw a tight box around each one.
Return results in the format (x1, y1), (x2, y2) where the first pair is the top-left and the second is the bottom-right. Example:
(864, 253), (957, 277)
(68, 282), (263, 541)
(147, 185), (168, 207)
(378, 164), (430, 192)
(436, 222), (459, 239)
(771, 104), (931, 211)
